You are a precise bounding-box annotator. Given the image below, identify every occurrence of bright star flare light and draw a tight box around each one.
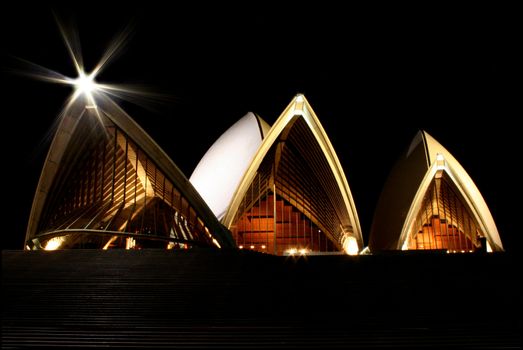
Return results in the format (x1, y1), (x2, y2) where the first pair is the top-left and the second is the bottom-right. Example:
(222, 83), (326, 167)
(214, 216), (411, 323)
(69, 70), (98, 107)
(13, 19), (151, 127)
(74, 71), (97, 94)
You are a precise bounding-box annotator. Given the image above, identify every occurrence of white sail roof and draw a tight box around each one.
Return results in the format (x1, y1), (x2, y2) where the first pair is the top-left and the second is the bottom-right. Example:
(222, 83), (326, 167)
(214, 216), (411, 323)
(190, 112), (270, 219)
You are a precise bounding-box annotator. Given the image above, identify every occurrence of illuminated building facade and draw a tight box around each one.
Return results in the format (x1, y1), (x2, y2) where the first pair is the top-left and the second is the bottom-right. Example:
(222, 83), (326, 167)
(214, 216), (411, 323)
(25, 93), (234, 250)
(191, 95), (363, 255)
(369, 131), (503, 253)
(26, 89), (502, 255)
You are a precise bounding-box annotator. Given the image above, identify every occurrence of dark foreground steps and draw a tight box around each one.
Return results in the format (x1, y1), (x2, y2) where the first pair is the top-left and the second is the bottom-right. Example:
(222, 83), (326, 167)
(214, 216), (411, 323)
(2, 249), (521, 348)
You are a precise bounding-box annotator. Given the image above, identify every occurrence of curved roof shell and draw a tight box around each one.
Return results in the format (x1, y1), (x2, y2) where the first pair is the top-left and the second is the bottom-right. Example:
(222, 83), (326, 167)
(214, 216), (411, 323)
(190, 112), (270, 220)
(369, 130), (503, 252)
(26, 93), (234, 249)
(222, 95), (363, 253)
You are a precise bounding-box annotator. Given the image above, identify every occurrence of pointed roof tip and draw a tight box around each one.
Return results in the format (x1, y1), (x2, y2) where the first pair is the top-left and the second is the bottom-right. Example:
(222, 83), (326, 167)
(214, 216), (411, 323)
(291, 94), (307, 114)
(421, 129), (432, 137)
(415, 129), (427, 139)
(252, 112), (271, 139)
(295, 93), (305, 101)
(244, 111), (258, 122)
(418, 130), (428, 146)
(407, 130), (428, 158)
(240, 111), (269, 129)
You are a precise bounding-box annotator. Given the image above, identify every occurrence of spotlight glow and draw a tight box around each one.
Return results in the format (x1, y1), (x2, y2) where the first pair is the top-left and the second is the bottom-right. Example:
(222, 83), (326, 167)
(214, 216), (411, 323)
(342, 236), (359, 256)
(74, 71), (97, 94)
(44, 236), (64, 251)
(12, 18), (157, 125)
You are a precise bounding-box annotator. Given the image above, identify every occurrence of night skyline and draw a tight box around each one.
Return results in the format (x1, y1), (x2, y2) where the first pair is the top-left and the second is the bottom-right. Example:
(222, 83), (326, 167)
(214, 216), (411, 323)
(1, 4), (518, 251)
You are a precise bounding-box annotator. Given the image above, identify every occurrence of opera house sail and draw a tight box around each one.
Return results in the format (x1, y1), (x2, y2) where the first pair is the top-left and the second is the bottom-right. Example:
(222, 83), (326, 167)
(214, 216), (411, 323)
(369, 131), (503, 253)
(190, 112), (270, 220)
(25, 93), (234, 250)
(193, 95), (363, 255)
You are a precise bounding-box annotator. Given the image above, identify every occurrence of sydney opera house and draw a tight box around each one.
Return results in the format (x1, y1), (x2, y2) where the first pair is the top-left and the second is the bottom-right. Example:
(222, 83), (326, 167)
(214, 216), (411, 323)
(6, 13), (519, 347)
(24, 90), (503, 255)
(7, 78), (516, 349)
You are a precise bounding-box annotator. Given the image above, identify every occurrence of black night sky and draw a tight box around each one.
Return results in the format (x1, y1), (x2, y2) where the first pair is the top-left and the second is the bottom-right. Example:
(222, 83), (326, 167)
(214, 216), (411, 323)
(1, 4), (518, 251)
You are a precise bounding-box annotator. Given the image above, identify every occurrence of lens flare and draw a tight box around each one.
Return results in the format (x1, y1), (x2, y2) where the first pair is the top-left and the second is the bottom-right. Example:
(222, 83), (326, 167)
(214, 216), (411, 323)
(10, 17), (163, 130)
(74, 71), (97, 94)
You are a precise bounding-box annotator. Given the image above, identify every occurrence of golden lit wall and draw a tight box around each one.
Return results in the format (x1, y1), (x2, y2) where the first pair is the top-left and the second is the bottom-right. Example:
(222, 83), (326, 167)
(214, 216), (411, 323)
(29, 109), (221, 250)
